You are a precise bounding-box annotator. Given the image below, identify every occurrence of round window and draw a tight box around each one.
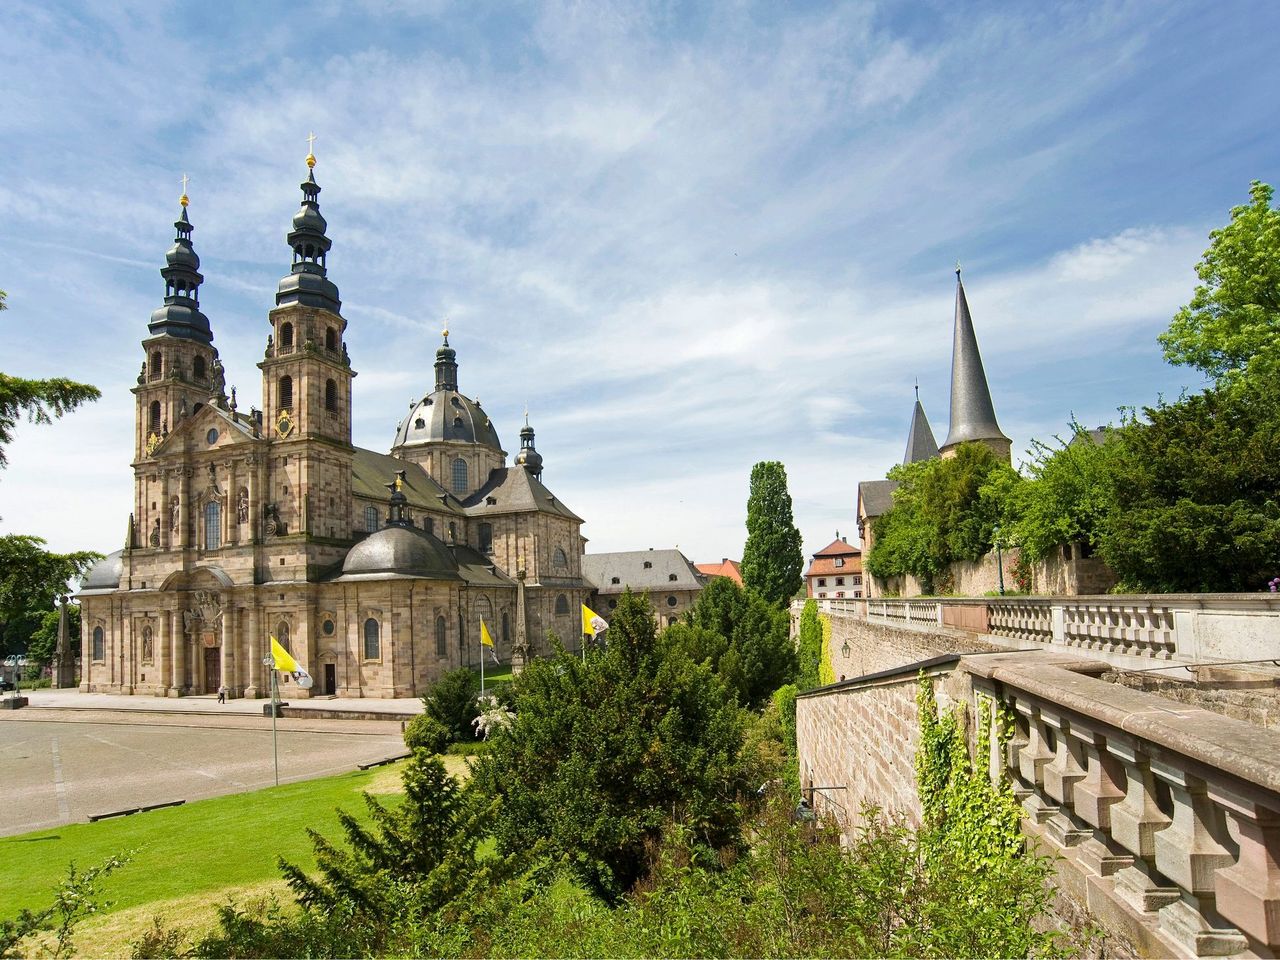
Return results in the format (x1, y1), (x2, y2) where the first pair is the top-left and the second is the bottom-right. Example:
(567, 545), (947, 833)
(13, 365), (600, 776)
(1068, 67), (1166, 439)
(666, 596), (677, 607)
(322, 619), (335, 635)
(608, 599), (617, 610)
(206, 428), (219, 444)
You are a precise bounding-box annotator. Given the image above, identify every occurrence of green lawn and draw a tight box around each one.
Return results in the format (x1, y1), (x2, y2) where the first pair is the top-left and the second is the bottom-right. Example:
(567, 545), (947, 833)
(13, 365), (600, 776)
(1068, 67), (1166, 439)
(0, 760), (418, 918)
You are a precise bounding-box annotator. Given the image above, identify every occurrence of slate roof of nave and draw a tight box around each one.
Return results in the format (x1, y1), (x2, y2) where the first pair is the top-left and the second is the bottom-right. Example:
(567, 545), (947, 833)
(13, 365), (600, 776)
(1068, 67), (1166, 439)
(582, 549), (704, 594)
(351, 447), (466, 516)
(462, 467), (584, 523)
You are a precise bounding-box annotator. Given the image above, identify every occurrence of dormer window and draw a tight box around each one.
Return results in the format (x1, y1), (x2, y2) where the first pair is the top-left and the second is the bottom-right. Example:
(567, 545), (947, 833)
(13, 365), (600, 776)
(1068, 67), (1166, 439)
(611, 576), (620, 585)
(414, 418), (425, 430)
(643, 561), (652, 569)
(668, 573), (678, 581)
(834, 558), (844, 568)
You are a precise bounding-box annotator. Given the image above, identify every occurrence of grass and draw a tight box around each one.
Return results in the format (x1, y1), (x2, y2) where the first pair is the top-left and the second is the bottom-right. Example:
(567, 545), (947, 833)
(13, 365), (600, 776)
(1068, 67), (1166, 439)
(0, 755), (470, 921)
(470, 661), (514, 686)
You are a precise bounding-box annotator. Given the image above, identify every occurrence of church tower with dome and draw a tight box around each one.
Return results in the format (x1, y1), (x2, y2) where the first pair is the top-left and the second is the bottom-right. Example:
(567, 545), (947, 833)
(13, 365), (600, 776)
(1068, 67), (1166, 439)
(78, 148), (590, 700)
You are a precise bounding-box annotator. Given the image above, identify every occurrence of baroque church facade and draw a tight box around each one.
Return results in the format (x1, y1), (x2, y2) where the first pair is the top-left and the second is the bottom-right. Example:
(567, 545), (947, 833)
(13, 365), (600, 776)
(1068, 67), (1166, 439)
(78, 156), (589, 699)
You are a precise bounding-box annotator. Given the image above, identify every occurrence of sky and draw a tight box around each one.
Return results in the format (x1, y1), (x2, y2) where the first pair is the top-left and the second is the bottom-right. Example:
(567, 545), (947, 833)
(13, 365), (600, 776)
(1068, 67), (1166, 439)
(1, 0), (1277, 566)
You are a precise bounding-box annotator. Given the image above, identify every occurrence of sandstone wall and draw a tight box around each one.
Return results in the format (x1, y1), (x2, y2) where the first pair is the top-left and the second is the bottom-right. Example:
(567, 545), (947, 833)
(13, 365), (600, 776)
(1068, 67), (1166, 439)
(825, 612), (1002, 683)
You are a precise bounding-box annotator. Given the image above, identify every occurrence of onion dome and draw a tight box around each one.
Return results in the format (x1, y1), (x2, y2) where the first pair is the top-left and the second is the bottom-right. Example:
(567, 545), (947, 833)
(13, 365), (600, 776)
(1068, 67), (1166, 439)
(393, 330), (504, 453)
(514, 414), (543, 480)
(276, 151), (341, 313)
(148, 195), (213, 345)
(81, 550), (123, 591)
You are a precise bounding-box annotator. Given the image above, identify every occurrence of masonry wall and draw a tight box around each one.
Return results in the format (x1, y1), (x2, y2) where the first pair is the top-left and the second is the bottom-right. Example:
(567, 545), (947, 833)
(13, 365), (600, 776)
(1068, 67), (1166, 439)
(797, 675), (925, 832)
(825, 613), (1002, 682)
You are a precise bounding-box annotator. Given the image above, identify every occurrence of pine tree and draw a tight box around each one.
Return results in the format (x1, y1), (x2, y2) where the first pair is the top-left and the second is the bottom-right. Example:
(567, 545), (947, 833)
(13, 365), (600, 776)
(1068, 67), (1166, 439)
(740, 461), (803, 606)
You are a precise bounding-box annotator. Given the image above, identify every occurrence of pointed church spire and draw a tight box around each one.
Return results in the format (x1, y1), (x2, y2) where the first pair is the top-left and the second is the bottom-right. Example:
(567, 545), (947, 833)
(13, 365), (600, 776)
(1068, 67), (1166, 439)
(148, 184), (213, 344)
(276, 140), (342, 312)
(941, 267), (1010, 459)
(904, 390), (939, 464)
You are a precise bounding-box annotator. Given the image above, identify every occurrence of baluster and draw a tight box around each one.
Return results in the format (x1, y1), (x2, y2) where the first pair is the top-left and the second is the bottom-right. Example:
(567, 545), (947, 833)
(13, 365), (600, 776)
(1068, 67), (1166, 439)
(1015, 701), (1057, 823)
(1210, 788), (1280, 950)
(1150, 762), (1246, 956)
(1041, 712), (1091, 847)
(1107, 738), (1180, 916)
(1070, 724), (1134, 877)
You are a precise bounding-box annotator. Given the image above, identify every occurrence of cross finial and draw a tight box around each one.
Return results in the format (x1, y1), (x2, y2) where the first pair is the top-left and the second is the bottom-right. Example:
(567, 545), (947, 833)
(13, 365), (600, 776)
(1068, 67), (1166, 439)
(179, 173), (190, 207)
(914, 376), (919, 401)
(955, 260), (962, 279)
(306, 132), (317, 168)
(441, 318), (450, 342)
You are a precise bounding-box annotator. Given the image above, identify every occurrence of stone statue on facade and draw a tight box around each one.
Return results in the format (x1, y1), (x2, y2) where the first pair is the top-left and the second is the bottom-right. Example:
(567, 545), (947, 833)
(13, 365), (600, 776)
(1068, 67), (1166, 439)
(170, 497), (181, 533)
(237, 489), (249, 524)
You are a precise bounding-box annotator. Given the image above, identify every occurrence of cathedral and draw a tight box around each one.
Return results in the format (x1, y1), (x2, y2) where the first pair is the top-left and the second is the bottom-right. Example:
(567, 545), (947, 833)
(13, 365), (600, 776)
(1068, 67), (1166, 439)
(78, 153), (590, 699)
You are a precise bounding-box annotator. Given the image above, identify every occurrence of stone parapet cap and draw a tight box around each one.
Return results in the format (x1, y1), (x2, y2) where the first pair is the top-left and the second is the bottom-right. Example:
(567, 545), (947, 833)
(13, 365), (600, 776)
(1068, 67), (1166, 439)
(962, 652), (1280, 800)
(931, 593), (1280, 609)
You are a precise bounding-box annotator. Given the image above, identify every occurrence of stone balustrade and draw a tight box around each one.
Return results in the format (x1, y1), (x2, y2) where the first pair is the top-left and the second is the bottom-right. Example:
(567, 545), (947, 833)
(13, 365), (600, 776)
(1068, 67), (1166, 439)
(964, 655), (1280, 957)
(853, 594), (1280, 668)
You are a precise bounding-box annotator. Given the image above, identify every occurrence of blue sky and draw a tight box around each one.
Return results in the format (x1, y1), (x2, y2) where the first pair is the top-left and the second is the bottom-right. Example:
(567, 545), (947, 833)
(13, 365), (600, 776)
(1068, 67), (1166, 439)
(1, 1), (1276, 564)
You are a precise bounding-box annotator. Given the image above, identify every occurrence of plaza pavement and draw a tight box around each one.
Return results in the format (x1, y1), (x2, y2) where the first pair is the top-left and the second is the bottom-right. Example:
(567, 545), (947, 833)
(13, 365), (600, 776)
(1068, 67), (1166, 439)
(0, 689), (423, 837)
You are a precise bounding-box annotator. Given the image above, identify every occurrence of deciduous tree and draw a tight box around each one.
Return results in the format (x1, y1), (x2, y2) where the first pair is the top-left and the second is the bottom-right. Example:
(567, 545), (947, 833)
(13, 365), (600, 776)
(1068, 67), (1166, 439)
(1159, 181), (1280, 385)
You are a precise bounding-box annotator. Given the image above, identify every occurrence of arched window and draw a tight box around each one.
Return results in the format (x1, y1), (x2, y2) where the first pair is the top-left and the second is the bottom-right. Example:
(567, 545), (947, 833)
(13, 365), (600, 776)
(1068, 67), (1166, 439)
(555, 594), (569, 615)
(502, 611), (510, 644)
(149, 400), (162, 435)
(92, 626), (104, 661)
(435, 615), (447, 657)
(325, 327), (337, 351)
(281, 322), (294, 349)
(365, 505), (378, 533)
(363, 618), (380, 660)
(451, 458), (468, 494)
(554, 547), (567, 569)
(193, 355), (206, 380)
(203, 500), (222, 550)
(478, 522), (493, 554)
(279, 375), (293, 410)
(150, 351), (162, 380)
(276, 621), (290, 653)
(325, 379), (337, 412)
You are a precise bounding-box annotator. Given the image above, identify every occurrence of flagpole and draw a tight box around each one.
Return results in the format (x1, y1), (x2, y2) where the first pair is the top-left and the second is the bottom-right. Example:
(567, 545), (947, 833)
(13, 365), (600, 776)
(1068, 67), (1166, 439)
(271, 667), (280, 786)
(480, 637), (485, 695)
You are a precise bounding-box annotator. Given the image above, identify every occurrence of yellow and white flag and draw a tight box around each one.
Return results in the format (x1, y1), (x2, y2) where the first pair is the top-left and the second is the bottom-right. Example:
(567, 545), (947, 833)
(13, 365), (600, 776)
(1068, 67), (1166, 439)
(480, 618), (494, 648)
(270, 635), (313, 689)
(582, 604), (609, 636)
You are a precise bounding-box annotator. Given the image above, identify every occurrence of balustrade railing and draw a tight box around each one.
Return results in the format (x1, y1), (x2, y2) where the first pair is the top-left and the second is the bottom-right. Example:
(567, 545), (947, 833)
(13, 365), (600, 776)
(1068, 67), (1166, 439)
(969, 659), (1280, 956)
(844, 594), (1280, 668)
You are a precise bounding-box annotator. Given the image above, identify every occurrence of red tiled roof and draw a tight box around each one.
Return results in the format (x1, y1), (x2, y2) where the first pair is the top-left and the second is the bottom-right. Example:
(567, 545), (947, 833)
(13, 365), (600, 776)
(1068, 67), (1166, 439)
(804, 554), (863, 578)
(695, 558), (743, 584)
(813, 537), (860, 558)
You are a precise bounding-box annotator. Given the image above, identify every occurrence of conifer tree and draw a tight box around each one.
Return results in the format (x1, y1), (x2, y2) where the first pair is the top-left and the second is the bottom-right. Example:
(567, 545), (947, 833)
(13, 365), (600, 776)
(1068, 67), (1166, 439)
(740, 461), (803, 606)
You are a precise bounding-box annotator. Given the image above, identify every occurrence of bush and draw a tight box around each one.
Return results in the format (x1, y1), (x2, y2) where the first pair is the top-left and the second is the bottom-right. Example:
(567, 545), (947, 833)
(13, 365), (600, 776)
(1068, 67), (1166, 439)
(421, 667), (480, 743)
(403, 713), (449, 754)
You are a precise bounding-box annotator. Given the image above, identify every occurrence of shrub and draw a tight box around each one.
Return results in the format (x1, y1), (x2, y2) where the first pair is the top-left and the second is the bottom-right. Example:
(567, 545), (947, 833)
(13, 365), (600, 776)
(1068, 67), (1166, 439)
(421, 667), (480, 743)
(403, 713), (449, 754)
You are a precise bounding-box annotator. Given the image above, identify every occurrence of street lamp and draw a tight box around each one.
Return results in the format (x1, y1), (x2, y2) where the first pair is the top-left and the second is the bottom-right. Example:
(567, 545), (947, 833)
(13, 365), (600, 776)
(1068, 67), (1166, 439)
(994, 524), (1005, 596)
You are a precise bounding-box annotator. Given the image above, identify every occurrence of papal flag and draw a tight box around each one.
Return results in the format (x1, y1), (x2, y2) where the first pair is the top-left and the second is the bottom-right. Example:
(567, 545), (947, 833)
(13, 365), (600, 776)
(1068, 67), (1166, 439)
(270, 635), (314, 689)
(581, 603), (609, 637)
(480, 617), (499, 663)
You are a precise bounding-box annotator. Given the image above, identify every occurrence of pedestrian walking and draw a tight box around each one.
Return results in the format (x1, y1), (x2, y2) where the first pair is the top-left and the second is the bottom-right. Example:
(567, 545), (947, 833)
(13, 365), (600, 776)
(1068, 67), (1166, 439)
(217, 683), (228, 704)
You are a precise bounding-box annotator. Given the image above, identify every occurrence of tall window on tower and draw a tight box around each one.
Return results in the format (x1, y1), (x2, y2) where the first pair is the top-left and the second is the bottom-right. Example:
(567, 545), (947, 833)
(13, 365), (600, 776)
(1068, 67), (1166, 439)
(193, 355), (206, 380)
(279, 376), (293, 410)
(204, 501), (222, 550)
(281, 322), (294, 351)
(325, 378), (337, 412)
(325, 327), (337, 351)
(149, 401), (162, 436)
(451, 458), (468, 494)
(150, 351), (162, 380)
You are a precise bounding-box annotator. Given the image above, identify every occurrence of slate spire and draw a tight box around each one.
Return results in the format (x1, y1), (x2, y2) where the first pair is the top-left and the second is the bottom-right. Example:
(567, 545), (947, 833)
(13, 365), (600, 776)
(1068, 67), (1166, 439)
(903, 384), (939, 464)
(941, 268), (1010, 457)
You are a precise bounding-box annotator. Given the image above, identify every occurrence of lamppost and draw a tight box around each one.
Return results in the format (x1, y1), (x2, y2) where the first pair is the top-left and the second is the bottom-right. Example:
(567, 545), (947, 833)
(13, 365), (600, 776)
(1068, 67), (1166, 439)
(994, 524), (1005, 596)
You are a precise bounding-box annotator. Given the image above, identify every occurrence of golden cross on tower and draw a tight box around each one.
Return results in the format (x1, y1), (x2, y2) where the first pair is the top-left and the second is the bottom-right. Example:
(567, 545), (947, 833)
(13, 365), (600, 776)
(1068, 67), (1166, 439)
(306, 132), (317, 168)
(179, 173), (190, 207)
